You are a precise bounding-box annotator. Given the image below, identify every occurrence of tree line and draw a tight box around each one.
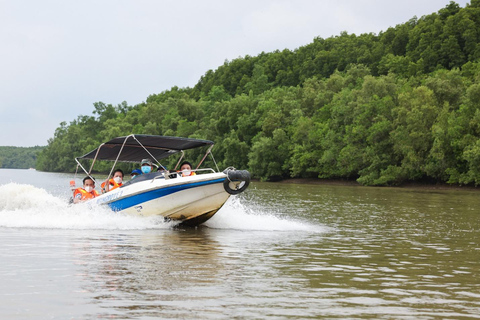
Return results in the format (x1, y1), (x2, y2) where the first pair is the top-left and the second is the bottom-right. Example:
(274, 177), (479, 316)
(36, 1), (480, 186)
(0, 146), (44, 169)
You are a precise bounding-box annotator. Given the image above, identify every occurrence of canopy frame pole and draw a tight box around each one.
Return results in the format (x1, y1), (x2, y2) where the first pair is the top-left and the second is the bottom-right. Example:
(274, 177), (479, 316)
(75, 157), (98, 185)
(88, 143), (105, 174)
(196, 145), (215, 171)
(209, 150), (220, 172)
(174, 151), (185, 171)
(74, 163), (80, 179)
(106, 135), (132, 181)
(133, 135), (167, 171)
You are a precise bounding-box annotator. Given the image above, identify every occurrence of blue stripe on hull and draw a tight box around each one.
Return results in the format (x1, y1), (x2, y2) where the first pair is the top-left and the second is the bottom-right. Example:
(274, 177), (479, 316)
(107, 178), (225, 212)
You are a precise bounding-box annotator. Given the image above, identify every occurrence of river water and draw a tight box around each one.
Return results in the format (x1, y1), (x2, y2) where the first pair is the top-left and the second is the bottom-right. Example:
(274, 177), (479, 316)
(0, 168), (479, 319)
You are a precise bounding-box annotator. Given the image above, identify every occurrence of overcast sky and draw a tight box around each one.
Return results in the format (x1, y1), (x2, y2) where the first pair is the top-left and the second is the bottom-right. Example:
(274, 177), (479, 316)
(0, 0), (471, 147)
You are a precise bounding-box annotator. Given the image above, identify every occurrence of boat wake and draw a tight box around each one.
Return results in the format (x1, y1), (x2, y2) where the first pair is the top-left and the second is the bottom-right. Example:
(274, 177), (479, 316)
(0, 183), (327, 232)
(0, 183), (175, 230)
(205, 197), (328, 233)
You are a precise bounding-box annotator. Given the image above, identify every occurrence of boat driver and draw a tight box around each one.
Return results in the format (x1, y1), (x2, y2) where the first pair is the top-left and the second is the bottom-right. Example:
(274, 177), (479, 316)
(73, 176), (99, 203)
(140, 159), (154, 174)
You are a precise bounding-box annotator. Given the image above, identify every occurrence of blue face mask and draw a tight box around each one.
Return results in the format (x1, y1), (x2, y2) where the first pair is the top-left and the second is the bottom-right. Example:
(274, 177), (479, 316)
(141, 166), (151, 174)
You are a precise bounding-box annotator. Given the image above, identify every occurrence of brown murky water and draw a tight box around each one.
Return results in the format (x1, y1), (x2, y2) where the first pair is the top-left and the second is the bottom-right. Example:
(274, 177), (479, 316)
(1, 169), (479, 319)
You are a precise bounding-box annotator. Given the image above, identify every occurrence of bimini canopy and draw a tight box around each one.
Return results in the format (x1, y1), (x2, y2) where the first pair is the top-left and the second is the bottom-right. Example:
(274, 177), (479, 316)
(77, 134), (214, 163)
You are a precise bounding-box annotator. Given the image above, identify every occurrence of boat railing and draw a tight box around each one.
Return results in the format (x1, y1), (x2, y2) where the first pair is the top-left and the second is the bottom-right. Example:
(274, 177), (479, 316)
(193, 168), (216, 174)
(160, 168), (217, 180)
(149, 168), (217, 182)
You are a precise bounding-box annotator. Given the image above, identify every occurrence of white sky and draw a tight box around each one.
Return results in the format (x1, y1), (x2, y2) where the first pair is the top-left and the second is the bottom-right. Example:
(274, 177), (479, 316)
(0, 0), (471, 147)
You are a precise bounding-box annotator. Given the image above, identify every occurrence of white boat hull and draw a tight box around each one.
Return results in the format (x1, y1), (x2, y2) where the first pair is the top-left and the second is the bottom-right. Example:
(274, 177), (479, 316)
(92, 172), (230, 226)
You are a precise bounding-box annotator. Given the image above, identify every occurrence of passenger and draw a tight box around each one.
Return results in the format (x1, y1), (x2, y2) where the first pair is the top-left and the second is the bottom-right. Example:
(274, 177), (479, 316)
(130, 168), (142, 179)
(140, 159), (154, 174)
(158, 166), (168, 174)
(101, 169), (124, 192)
(73, 176), (99, 203)
(154, 166), (168, 178)
(179, 161), (196, 177)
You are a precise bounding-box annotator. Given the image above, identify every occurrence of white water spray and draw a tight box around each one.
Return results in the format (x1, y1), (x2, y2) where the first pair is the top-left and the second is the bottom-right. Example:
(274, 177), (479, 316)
(0, 183), (327, 232)
(205, 196), (328, 233)
(0, 183), (175, 230)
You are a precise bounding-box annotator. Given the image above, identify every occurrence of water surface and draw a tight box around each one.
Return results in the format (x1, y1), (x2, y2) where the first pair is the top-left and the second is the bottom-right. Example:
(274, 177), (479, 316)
(1, 169), (479, 319)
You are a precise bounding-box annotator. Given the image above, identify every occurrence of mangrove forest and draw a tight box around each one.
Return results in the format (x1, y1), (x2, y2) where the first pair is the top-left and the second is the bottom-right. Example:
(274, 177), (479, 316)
(36, 1), (480, 186)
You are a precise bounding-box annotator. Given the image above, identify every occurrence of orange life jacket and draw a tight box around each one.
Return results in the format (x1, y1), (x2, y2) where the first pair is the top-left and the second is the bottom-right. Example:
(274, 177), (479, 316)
(101, 179), (122, 192)
(73, 188), (99, 202)
(178, 170), (196, 177)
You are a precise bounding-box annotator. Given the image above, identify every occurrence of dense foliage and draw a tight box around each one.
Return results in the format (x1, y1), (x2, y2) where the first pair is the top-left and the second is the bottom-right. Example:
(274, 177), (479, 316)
(0, 146), (44, 169)
(37, 1), (480, 185)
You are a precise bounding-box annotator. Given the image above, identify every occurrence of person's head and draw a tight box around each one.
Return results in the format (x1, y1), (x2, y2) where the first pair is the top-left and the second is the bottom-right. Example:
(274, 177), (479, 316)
(113, 169), (124, 184)
(83, 177), (95, 192)
(131, 169), (142, 178)
(180, 161), (192, 171)
(158, 166), (167, 173)
(180, 161), (193, 176)
(141, 159), (153, 174)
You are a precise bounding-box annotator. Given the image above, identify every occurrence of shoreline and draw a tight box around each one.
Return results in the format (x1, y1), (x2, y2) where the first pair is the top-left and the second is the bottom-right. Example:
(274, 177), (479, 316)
(271, 178), (480, 191)
(5, 168), (478, 191)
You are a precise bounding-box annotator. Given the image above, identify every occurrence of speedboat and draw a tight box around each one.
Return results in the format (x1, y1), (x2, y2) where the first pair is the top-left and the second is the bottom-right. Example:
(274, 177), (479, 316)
(72, 134), (251, 226)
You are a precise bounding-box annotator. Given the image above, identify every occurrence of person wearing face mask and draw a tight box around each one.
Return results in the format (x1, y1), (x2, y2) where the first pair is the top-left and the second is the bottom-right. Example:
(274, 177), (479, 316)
(140, 159), (154, 174)
(179, 161), (196, 177)
(73, 176), (99, 203)
(101, 169), (124, 193)
(130, 169), (142, 179)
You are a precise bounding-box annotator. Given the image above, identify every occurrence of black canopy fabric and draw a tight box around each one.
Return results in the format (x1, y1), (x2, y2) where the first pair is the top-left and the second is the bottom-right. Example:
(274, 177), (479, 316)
(77, 134), (214, 163)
